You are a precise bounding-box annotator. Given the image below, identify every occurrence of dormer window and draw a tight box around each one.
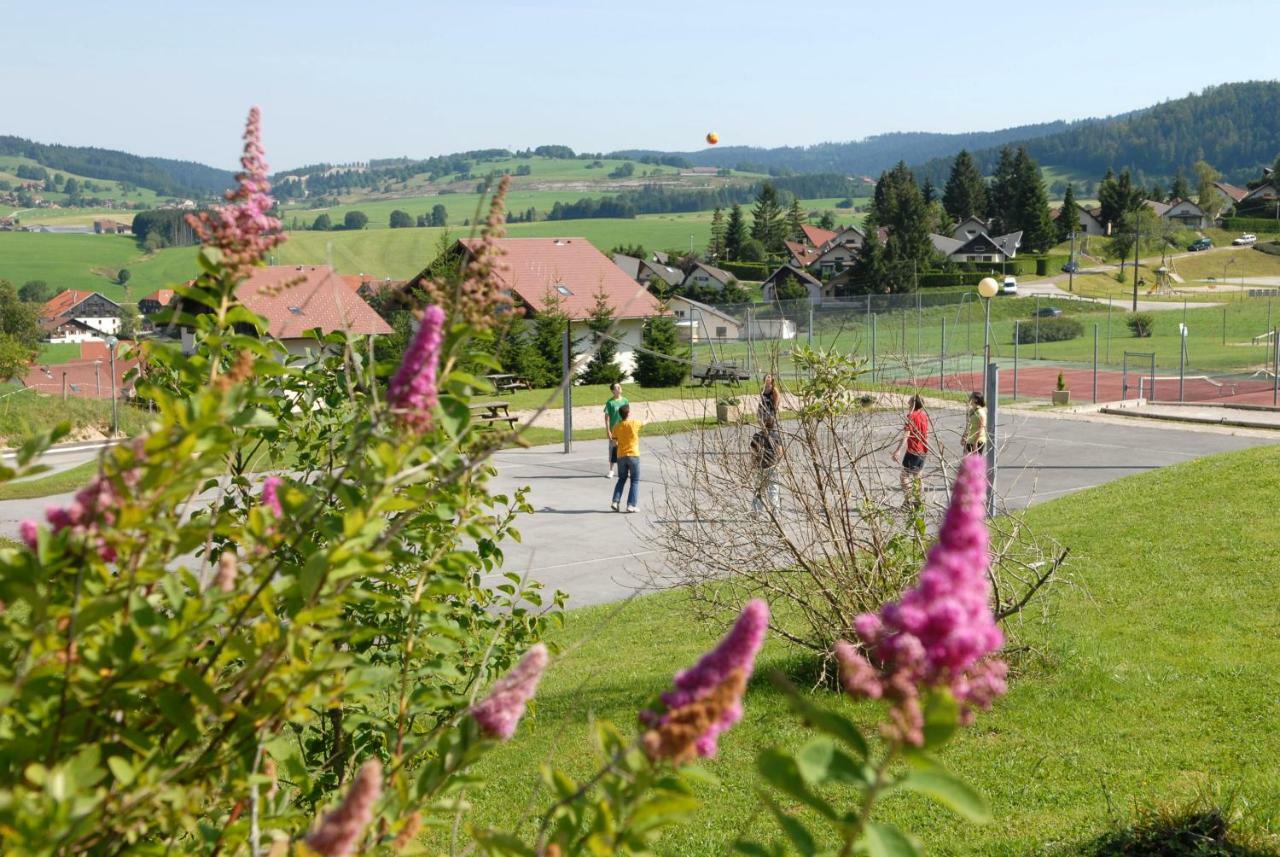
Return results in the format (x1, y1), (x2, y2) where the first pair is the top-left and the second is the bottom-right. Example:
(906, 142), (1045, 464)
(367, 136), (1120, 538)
(555, 284), (573, 296)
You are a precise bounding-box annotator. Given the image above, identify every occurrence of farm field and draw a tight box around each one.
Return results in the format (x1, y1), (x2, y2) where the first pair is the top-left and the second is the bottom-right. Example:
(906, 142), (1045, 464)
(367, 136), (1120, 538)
(0, 233), (197, 301)
(424, 445), (1280, 855)
(0, 154), (165, 207)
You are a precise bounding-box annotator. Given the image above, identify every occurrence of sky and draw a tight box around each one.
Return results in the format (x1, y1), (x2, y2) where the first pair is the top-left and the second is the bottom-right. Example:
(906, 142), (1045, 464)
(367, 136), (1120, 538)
(3, 0), (1278, 171)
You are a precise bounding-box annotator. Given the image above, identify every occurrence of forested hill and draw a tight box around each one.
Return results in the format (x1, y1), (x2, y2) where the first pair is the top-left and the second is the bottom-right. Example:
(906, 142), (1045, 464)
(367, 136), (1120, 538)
(0, 136), (234, 198)
(609, 120), (1076, 176)
(913, 81), (1280, 186)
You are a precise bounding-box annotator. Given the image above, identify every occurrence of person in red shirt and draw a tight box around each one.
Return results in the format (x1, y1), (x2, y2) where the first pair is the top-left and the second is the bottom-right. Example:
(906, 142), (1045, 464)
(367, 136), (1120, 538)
(892, 395), (930, 507)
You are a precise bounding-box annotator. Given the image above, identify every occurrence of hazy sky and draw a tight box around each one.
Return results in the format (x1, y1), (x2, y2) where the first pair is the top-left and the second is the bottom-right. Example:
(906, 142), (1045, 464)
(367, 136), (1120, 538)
(3, 0), (1276, 171)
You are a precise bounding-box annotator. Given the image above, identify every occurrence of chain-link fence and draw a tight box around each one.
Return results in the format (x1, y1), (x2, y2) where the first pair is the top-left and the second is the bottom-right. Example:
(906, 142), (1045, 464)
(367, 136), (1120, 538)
(677, 290), (1280, 406)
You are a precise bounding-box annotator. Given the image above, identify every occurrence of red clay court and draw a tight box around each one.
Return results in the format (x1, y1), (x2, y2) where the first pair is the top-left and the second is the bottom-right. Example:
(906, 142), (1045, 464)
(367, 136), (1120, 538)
(924, 365), (1280, 406)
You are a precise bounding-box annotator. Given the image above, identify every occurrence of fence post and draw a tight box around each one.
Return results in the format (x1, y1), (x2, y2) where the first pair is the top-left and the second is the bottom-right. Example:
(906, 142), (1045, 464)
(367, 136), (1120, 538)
(562, 320), (572, 454)
(62, 372), (67, 402)
(1179, 325), (1186, 403)
(807, 303), (813, 348)
(1012, 321), (1019, 401)
(1273, 327), (1279, 407)
(1034, 296), (1040, 360)
(916, 291), (922, 357)
(870, 313), (877, 383)
(746, 306), (753, 378)
(939, 318), (946, 391)
(1222, 304), (1227, 346)
(1092, 324), (1099, 403)
(1106, 299), (1112, 364)
(985, 362), (998, 518)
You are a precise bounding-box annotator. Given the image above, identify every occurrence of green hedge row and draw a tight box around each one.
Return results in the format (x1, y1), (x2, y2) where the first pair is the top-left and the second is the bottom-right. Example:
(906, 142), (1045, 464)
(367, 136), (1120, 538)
(1013, 316), (1083, 344)
(1255, 242), (1280, 256)
(1222, 216), (1280, 234)
(717, 261), (771, 280)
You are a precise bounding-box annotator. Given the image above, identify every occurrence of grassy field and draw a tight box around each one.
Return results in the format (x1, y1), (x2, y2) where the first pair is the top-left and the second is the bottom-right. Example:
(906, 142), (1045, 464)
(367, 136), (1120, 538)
(0, 458), (99, 500)
(35, 343), (83, 364)
(0, 154), (164, 208)
(0, 232), (198, 300)
(430, 445), (1280, 855)
(0, 387), (151, 446)
(1171, 245), (1280, 282)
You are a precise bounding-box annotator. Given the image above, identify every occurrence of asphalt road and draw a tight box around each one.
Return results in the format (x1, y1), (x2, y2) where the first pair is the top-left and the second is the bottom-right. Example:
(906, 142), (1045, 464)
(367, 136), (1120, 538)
(2, 412), (1274, 608)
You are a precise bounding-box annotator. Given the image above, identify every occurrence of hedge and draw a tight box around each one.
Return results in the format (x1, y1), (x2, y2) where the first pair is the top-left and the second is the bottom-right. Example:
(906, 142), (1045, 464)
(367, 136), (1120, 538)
(718, 261), (771, 280)
(1014, 316), (1082, 344)
(1222, 216), (1280, 234)
(1255, 242), (1280, 256)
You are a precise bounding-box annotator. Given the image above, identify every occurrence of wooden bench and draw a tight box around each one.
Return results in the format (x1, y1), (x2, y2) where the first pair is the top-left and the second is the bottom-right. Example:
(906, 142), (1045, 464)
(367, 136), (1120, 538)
(692, 361), (751, 387)
(471, 401), (518, 430)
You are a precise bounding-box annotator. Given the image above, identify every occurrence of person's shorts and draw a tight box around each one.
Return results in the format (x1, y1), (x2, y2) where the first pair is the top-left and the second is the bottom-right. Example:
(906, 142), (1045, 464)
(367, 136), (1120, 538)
(902, 451), (926, 474)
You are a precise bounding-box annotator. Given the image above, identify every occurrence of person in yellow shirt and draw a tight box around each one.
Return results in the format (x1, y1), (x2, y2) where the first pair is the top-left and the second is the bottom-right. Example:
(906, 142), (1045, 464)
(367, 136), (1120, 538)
(610, 404), (643, 512)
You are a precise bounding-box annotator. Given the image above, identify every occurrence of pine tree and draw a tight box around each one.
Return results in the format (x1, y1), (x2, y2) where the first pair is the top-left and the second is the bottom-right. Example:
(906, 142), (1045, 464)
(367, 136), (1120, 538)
(921, 177), (936, 204)
(633, 309), (688, 387)
(1011, 148), (1055, 251)
(579, 288), (626, 385)
(531, 291), (572, 386)
(1099, 168), (1143, 231)
(1170, 168), (1191, 201)
(785, 197), (806, 242)
(866, 162), (932, 292)
(494, 319), (554, 388)
(942, 149), (987, 224)
(1057, 183), (1078, 243)
(817, 211), (836, 230)
(750, 182), (785, 254)
(847, 228), (889, 296)
(725, 204), (746, 260)
(986, 147), (1018, 233)
(708, 206), (727, 260)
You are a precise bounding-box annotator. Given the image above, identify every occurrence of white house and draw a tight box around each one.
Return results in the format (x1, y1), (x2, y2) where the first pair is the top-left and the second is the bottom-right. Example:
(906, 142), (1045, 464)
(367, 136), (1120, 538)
(1053, 203), (1108, 236)
(667, 295), (742, 342)
(681, 262), (736, 292)
(40, 290), (123, 343)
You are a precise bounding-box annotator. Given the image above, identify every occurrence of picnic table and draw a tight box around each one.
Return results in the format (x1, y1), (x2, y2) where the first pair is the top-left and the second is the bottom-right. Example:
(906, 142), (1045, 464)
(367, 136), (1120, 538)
(692, 360), (751, 387)
(486, 373), (531, 395)
(471, 401), (518, 430)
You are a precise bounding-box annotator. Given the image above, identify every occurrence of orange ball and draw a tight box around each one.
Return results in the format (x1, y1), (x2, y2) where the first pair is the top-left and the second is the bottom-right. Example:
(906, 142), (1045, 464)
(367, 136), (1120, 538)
(706, 132), (719, 145)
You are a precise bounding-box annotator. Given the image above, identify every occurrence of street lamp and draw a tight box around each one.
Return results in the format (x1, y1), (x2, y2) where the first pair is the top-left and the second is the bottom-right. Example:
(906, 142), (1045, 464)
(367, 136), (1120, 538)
(977, 277), (999, 389)
(105, 335), (119, 438)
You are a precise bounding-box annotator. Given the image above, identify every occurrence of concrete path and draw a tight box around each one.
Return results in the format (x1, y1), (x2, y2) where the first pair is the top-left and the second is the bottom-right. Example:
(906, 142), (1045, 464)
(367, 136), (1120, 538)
(1101, 401), (1280, 430)
(4, 413), (1273, 608)
(1016, 281), (1221, 312)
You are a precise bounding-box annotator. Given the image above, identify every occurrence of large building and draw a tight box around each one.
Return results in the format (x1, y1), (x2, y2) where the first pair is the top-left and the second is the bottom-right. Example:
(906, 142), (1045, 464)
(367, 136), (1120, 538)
(40, 290), (123, 343)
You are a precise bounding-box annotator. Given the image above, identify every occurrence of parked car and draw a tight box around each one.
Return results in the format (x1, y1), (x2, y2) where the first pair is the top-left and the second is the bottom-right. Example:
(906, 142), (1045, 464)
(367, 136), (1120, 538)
(1232, 233), (1258, 246)
(1061, 260), (1080, 273)
(1033, 306), (1063, 318)
(1188, 237), (1213, 251)
(1001, 276), (1018, 295)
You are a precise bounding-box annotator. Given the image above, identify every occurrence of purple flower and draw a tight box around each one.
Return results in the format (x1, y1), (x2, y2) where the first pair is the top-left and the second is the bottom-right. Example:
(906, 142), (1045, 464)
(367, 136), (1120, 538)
(18, 519), (37, 550)
(305, 758), (382, 856)
(471, 643), (548, 740)
(38, 472), (127, 561)
(387, 305), (446, 433)
(262, 475), (283, 518)
(644, 598), (769, 758)
(835, 455), (1007, 742)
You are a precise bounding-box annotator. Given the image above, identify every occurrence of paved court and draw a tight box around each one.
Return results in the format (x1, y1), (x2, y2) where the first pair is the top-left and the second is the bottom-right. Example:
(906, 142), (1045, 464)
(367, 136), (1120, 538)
(486, 410), (1277, 606)
(1, 412), (1274, 608)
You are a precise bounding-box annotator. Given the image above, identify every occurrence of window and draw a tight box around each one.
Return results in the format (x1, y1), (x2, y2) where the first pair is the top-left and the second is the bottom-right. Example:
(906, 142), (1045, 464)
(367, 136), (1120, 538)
(288, 306), (304, 315)
(555, 284), (573, 296)
(716, 326), (727, 338)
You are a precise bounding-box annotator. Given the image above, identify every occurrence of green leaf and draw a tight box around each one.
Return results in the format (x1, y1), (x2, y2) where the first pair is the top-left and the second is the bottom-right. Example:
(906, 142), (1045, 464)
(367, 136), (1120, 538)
(764, 797), (818, 856)
(107, 756), (134, 786)
(862, 822), (920, 857)
(921, 689), (959, 749)
(795, 738), (836, 785)
(895, 770), (990, 823)
(439, 395), (470, 438)
(772, 673), (869, 760)
(757, 749), (838, 821)
(628, 792), (702, 834)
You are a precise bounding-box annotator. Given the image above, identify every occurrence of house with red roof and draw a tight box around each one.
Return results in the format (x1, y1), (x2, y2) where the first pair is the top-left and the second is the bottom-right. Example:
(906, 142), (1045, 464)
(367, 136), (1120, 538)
(177, 266), (393, 355)
(39, 290), (123, 343)
(410, 237), (664, 377)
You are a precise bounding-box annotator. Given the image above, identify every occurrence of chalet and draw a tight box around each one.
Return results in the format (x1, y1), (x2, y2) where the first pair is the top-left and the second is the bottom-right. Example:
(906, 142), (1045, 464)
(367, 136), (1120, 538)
(1236, 181), (1280, 217)
(786, 225), (866, 278)
(1157, 198), (1209, 229)
(612, 253), (683, 289)
(40, 290), (122, 343)
(798, 224), (838, 247)
(930, 229), (1023, 264)
(682, 262), (736, 292)
(667, 295), (742, 342)
(93, 219), (129, 235)
(784, 240), (821, 268)
(1214, 181), (1249, 212)
(950, 216), (993, 242)
(178, 266), (393, 356)
(408, 238), (664, 377)
(1051, 203), (1107, 236)
(139, 289), (175, 315)
(761, 264), (824, 302)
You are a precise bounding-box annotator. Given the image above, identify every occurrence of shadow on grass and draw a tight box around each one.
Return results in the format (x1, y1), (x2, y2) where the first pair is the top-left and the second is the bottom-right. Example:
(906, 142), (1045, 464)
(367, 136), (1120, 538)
(1053, 798), (1280, 856)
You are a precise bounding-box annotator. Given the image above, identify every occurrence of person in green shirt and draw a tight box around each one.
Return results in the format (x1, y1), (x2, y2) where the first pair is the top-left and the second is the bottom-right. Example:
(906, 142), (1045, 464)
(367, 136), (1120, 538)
(603, 383), (629, 478)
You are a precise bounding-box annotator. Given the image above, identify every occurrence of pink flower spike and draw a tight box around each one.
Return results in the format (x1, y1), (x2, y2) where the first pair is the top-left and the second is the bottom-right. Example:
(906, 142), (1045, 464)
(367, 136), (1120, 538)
(261, 475), (283, 518)
(18, 520), (38, 550)
(471, 643), (549, 740)
(305, 758), (382, 857)
(644, 598), (769, 758)
(387, 305), (446, 433)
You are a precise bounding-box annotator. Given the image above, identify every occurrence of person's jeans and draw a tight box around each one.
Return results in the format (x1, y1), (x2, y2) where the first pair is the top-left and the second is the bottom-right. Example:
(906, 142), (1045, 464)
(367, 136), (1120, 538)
(752, 465), (780, 512)
(613, 456), (640, 508)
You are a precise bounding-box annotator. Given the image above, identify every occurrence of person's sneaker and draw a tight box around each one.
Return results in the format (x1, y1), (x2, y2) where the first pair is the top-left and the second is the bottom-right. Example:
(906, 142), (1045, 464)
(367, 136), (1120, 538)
(610, 500), (619, 511)
(626, 505), (638, 513)
(607, 470), (615, 478)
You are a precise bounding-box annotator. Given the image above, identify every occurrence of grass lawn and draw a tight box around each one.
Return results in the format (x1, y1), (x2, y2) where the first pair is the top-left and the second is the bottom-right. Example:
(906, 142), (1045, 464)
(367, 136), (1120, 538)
(0, 389), (151, 447)
(0, 458), (100, 500)
(432, 445), (1280, 855)
(36, 342), (83, 365)
(1172, 246), (1280, 282)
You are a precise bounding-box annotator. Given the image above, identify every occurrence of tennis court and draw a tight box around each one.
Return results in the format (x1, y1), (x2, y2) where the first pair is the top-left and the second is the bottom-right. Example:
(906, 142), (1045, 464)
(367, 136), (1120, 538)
(930, 365), (1280, 406)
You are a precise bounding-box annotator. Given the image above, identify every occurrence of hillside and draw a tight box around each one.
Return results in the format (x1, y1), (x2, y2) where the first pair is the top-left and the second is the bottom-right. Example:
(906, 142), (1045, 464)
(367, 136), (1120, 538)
(0, 135), (233, 198)
(914, 81), (1280, 186)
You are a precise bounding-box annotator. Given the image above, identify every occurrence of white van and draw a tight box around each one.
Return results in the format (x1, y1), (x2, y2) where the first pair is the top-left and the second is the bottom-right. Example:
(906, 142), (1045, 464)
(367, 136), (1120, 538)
(1001, 276), (1018, 295)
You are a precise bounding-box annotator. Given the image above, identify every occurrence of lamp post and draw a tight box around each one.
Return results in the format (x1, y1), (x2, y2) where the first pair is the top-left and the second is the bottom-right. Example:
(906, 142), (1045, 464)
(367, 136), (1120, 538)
(977, 277), (999, 390)
(105, 335), (118, 438)
(1068, 231), (1077, 292)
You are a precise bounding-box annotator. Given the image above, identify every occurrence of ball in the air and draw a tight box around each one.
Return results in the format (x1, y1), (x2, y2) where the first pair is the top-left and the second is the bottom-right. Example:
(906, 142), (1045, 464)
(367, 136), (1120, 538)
(706, 132), (719, 145)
